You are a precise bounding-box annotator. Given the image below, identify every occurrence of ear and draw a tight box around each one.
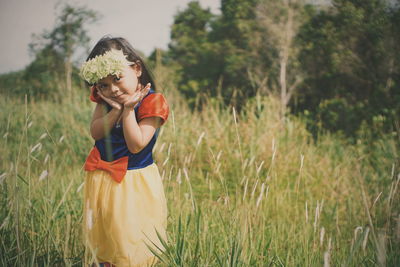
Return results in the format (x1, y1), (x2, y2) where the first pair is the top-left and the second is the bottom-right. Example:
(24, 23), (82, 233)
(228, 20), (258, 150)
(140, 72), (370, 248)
(132, 61), (142, 77)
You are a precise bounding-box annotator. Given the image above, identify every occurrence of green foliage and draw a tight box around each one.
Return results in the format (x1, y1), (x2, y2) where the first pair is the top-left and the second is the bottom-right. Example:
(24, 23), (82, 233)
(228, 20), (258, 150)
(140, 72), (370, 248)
(167, 0), (399, 137)
(1, 0), (399, 142)
(0, 89), (398, 265)
(212, 0), (262, 100)
(23, 46), (65, 98)
(168, 1), (218, 105)
(296, 0), (400, 136)
(0, 70), (28, 97)
(0, 4), (98, 100)
(169, 0), (263, 108)
(304, 98), (364, 137)
(44, 4), (98, 60)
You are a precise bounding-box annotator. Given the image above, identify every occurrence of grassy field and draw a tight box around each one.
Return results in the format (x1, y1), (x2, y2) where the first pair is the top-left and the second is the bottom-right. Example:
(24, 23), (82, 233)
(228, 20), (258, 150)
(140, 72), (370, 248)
(0, 86), (399, 266)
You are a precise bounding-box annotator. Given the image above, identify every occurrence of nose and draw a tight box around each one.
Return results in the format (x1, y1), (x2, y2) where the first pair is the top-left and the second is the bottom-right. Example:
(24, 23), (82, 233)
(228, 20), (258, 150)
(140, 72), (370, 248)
(110, 84), (119, 94)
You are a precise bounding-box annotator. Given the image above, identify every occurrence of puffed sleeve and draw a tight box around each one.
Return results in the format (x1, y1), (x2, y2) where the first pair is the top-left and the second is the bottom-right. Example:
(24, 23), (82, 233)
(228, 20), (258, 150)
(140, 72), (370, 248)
(89, 86), (103, 103)
(137, 93), (169, 126)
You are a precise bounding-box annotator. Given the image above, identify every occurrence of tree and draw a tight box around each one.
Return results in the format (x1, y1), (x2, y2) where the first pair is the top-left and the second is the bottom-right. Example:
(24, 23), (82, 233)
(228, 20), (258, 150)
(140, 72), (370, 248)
(29, 4), (98, 98)
(169, 1), (216, 105)
(169, 0), (262, 108)
(23, 45), (65, 98)
(296, 0), (400, 136)
(210, 0), (262, 104)
(255, 0), (306, 118)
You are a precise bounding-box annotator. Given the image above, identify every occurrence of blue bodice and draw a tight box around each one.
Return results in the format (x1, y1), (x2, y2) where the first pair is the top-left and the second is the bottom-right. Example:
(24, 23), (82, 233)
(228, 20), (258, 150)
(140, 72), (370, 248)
(93, 90), (159, 169)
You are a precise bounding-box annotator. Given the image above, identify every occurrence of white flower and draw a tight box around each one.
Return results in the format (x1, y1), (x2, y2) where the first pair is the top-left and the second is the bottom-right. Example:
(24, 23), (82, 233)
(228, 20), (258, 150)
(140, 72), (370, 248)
(80, 49), (134, 84)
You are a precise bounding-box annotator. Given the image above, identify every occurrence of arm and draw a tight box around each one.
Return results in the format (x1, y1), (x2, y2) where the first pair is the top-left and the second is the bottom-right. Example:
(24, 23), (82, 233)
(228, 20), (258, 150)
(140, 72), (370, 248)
(122, 108), (162, 154)
(90, 103), (123, 140)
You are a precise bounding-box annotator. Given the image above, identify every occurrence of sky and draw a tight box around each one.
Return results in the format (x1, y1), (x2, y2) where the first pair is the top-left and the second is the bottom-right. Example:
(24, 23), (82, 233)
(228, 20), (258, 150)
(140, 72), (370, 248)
(0, 0), (220, 74)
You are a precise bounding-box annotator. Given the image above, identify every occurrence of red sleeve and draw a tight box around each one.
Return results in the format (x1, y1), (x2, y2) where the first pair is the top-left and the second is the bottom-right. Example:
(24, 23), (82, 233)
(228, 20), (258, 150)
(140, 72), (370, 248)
(137, 93), (169, 126)
(89, 86), (103, 103)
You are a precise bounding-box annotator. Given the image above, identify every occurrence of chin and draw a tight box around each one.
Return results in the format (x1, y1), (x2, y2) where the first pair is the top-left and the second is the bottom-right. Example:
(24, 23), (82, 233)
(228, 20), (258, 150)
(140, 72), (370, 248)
(114, 95), (125, 104)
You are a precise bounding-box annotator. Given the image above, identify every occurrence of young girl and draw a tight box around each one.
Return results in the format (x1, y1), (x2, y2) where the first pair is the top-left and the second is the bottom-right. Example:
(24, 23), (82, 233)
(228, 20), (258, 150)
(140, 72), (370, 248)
(80, 36), (169, 267)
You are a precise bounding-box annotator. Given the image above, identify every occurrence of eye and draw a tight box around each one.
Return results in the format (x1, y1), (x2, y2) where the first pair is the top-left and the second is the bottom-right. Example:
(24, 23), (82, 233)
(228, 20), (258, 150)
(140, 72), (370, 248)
(96, 83), (108, 91)
(114, 76), (121, 82)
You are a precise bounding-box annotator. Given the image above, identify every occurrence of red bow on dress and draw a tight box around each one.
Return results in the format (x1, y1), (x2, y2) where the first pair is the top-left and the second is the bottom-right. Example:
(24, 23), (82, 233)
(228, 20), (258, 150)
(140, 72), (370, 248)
(84, 146), (128, 183)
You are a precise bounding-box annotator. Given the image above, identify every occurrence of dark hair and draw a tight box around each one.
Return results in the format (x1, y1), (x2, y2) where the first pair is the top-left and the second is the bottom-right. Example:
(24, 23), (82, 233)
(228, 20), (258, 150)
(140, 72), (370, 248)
(85, 36), (157, 90)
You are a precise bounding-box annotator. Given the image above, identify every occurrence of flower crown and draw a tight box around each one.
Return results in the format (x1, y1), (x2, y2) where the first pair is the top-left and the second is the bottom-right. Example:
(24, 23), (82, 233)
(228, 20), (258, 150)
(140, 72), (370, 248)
(80, 49), (134, 84)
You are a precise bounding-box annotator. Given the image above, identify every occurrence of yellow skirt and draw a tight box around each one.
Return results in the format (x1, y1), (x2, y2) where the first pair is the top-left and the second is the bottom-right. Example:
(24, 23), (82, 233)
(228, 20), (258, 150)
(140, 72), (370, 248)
(82, 163), (168, 267)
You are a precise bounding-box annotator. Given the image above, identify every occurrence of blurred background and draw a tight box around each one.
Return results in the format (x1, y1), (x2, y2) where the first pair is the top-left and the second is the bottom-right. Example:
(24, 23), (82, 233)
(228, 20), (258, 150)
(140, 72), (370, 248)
(0, 0), (399, 266)
(0, 0), (399, 138)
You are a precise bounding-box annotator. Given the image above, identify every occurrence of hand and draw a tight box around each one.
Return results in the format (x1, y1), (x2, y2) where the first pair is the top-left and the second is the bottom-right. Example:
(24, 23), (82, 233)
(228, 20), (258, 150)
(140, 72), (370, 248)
(124, 83), (151, 109)
(97, 90), (123, 111)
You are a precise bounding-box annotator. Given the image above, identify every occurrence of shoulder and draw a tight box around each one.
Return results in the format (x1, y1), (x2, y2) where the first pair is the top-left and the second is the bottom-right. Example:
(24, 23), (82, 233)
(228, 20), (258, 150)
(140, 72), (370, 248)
(137, 91), (169, 126)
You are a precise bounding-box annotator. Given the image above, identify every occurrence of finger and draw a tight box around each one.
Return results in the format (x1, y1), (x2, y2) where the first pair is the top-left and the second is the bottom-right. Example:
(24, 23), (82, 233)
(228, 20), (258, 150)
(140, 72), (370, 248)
(138, 83), (149, 93)
(98, 91), (120, 108)
(144, 83), (151, 91)
(136, 83), (143, 92)
(140, 84), (151, 98)
(138, 90), (147, 100)
(97, 91), (113, 103)
(98, 92), (112, 103)
(98, 91), (113, 104)
(97, 91), (105, 99)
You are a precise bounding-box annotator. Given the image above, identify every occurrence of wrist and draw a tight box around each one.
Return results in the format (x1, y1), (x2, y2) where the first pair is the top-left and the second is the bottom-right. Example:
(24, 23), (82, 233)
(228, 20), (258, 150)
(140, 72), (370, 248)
(124, 101), (138, 109)
(122, 105), (135, 115)
(111, 107), (123, 114)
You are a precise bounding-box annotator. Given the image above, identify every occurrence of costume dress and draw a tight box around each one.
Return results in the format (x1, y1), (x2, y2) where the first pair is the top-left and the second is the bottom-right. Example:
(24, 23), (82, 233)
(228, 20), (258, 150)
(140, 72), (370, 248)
(82, 87), (169, 267)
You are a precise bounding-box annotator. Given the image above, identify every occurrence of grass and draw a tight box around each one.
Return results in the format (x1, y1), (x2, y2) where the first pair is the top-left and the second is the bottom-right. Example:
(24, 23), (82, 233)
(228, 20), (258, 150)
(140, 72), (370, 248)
(0, 86), (399, 266)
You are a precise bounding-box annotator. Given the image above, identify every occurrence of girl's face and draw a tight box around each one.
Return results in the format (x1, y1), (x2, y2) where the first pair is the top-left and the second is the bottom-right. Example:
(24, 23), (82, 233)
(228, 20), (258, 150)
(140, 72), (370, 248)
(95, 64), (142, 104)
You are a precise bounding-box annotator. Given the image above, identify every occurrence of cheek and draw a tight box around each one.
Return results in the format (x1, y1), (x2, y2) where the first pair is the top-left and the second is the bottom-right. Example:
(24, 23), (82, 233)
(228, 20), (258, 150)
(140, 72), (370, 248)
(126, 79), (139, 92)
(101, 89), (112, 97)
(131, 75), (139, 85)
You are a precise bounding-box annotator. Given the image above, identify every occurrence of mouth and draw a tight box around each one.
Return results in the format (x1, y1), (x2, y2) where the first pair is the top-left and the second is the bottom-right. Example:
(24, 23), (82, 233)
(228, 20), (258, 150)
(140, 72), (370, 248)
(112, 94), (124, 99)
